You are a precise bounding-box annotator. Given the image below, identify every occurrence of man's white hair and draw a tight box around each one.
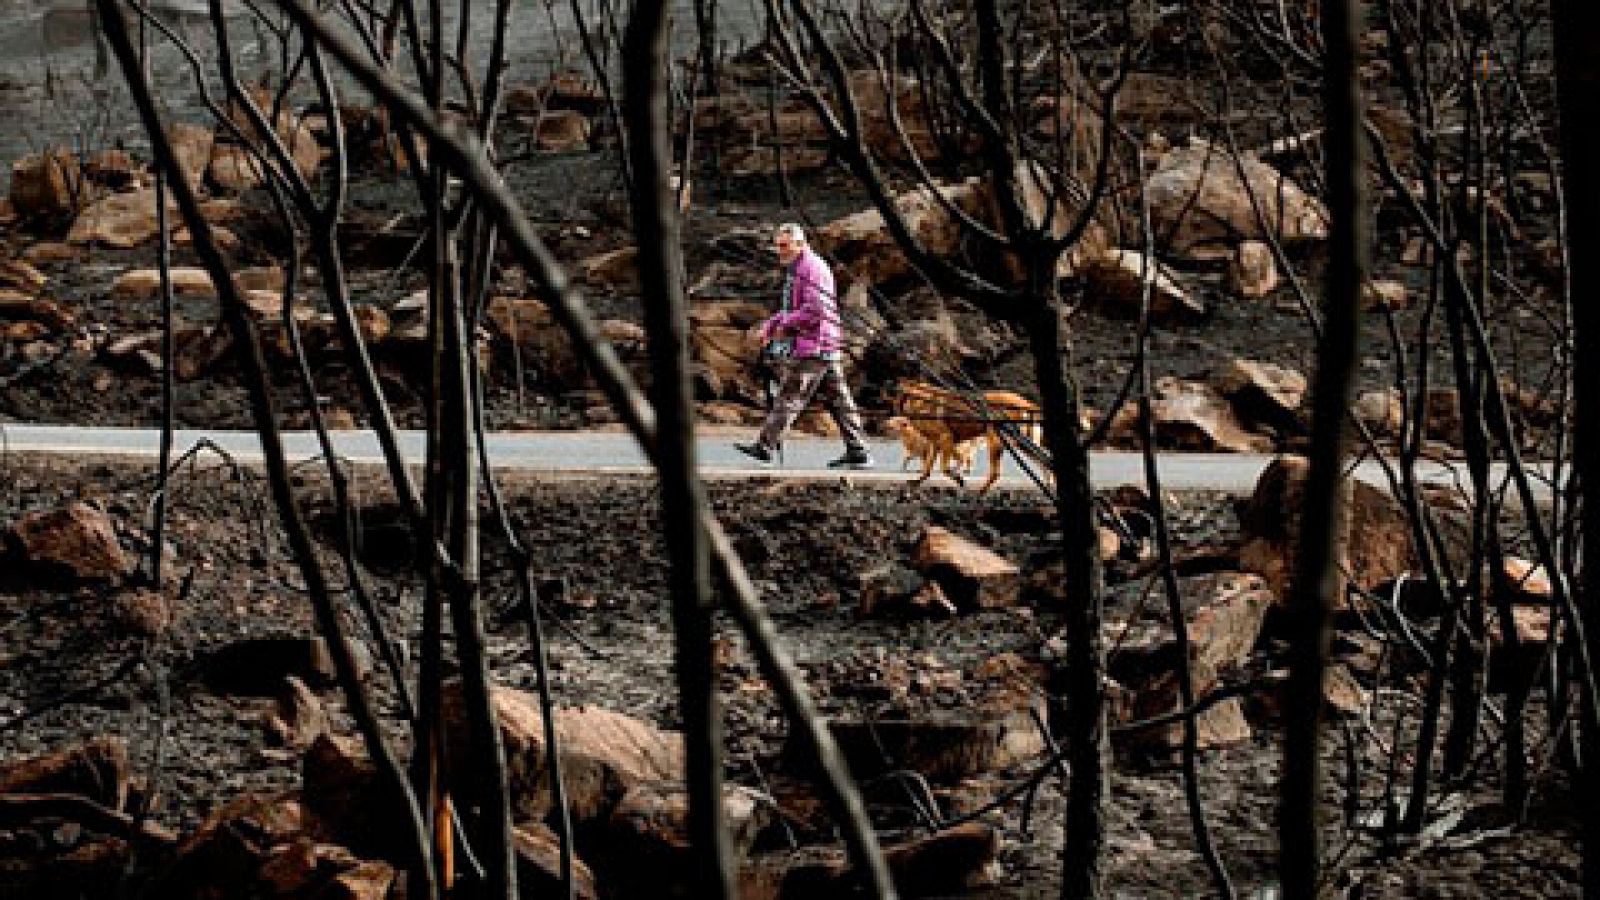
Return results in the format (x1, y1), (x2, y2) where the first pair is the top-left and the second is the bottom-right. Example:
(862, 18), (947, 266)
(775, 222), (807, 244)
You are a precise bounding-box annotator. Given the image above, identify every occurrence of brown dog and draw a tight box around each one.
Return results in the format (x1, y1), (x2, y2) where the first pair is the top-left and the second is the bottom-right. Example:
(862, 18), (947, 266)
(884, 415), (979, 480)
(893, 380), (1051, 494)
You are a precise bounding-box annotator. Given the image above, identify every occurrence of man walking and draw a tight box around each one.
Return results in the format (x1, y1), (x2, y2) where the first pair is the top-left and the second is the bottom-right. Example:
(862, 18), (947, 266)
(735, 224), (873, 468)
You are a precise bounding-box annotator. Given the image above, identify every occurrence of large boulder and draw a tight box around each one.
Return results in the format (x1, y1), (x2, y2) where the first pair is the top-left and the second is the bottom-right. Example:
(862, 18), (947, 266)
(1106, 572), (1271, 752)
(1151, 376), (1273, 453)
(200, 635), (357, 696)
(1215, 358), (1306, 436)
(595, 781), (770, 897)
(110, 267), (219, 302)
(153, 792), (390, 899)
(209, 142), (266, 193)
(1081, 248), (1202, 320)
(912, 526), (1021, 610)
(1238, 455), (1418, 604)
(507, 71), (607, 116)
(168, 122), (215, 191)
(514, 824), (599, 900)
(487, 295), (591, 389)
(533, 110), (593, 153)
(67, 187), (177, 248)
(441, 686), (685, 825)
(0, 737), (130, 810)
(1146, 142), (1328, 260)
(9, 149), (90, 220)
(815, 177), (988, 286)
(299, 735), (410, 860)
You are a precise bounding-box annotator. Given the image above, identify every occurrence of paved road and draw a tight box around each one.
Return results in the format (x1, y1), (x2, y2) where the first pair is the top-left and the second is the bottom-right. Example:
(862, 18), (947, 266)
(0, 422), (1545, 499)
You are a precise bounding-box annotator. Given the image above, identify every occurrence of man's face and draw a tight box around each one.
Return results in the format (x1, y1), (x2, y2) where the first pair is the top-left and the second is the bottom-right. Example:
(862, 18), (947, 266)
(774, 232), (802, 265)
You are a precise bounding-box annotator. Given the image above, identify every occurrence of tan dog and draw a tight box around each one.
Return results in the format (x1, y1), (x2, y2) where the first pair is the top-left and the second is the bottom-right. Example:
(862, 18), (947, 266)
(884, 415), (979, 479)
(893, 380), (1052, 494)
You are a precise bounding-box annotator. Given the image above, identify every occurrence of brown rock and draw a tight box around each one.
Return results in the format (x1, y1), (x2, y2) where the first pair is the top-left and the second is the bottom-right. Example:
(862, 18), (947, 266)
(719, 144), (831, 179)
(691, 323), (763, 404)
(0, 289), (73, 331)
(320, 860), (397, 900)
(748, 824), (1002, 898)
(1238, 455), (1417, 604)
(1229, 240), (1280, 299)
(913, 525), (1021, 610)
(1215, 358), (1306, 434)
(201, 635), (350, 696)
(534, 110), (593, 153)
(3, 320), (50, 342)
(7, 502), (130, 581)
(1354, 388), (1403, 437)
(82, 148), (144, 190)
(880, 823), (1002, 895)
(816, 177), (988, 286)
(442, 687), (685, 824)
(1146, 142), (1328, 260)
(1503, 556), (1552, 601)
(108, 590), (172, 638)
(22, 241), (84, 264)
(0, 737), (130, 810)
(265, 675), (330, 750)
(1362, 278), (1410, 312)
(1252, 664), (1368, 722)
(1423, 387), (1463, 446)
(153, 793), (309, 896)
(1082, 248), (1203, 320)
(1109, 663), (1255, 753)
(1107, 71), (1203, 127)
(67, 188), (177, 248)
(300, 735), (409, 860)
(257, 838), (331, 895)
(508, 72), (607, 115)
(320, 408), (360, 431)
(236, 266), (287, 293)
(597, 781), (769, 895)
(488, 295), (589, 389)
(514, 824), (598, 900)
(1151, 376), (1273, 453)
(1107, 571), (1272, 688)
(599, 317), (647, 348)
(795, 660), (1046, 780)
(1322, 664), (1368, 718)
(9, 149), (89, 220)
(352, 303), (391, 345)
(167, 123), (215, 191)
(110, 266), (218, 301)
(579, 246), (640, 291)
(209, 142), (266, 193)
(854, 563), (926, 618)
(0, 258), (49, 293)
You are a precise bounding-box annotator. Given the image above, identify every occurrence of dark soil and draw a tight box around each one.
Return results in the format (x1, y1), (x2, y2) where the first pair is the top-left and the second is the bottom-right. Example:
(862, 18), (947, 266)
(0, 455), (1582, 898)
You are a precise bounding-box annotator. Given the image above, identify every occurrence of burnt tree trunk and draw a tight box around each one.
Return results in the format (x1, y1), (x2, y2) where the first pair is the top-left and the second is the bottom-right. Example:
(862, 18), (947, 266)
(1026, 287), (1108, 900)
(1553, 1), (1600, 894)
(1279, 0), (1367, 896)
(623, 0), (737, 895)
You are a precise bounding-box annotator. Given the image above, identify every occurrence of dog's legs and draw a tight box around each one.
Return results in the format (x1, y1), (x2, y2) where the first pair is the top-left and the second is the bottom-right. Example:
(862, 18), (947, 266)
(912, 438), (939, 486)
(942, 444), (966, 488)
(979, 433), (1005, 495)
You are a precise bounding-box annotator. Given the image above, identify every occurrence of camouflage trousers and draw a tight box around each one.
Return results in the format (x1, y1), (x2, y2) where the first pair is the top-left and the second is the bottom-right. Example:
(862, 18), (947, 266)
(756, 357), (868, 453)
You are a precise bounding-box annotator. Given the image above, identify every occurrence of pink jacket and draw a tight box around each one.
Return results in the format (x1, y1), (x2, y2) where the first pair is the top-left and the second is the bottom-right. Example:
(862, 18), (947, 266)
(764, 250), (841, 359)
